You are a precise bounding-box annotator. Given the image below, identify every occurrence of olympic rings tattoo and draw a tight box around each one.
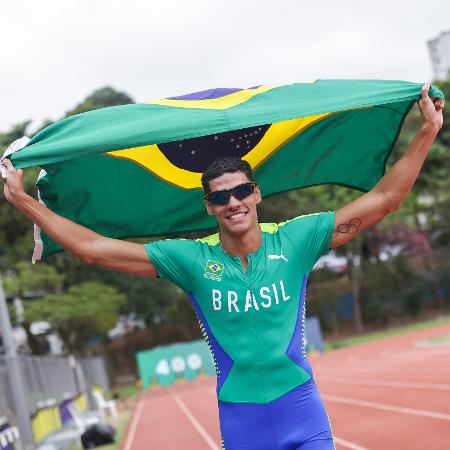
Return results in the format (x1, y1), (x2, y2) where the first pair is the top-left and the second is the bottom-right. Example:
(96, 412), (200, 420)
(333, 218), (361, 236)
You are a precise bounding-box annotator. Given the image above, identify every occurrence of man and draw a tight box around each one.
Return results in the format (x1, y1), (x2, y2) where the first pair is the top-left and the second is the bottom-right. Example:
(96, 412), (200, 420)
(2, 85), (444, 449)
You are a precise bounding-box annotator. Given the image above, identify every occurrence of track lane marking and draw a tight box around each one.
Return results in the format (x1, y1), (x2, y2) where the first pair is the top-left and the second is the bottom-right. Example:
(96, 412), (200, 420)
(122, 395), (145, 450)
(318, 378), (450, 391)
(317, 367), (450, 375)
(322, 394), (450, 421)
(169, 388), (220, 450)
(333, 436), (370, 450)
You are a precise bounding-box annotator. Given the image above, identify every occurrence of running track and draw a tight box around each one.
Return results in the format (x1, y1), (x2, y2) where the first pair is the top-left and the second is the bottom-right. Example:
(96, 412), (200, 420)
(121, 322), (450, 450)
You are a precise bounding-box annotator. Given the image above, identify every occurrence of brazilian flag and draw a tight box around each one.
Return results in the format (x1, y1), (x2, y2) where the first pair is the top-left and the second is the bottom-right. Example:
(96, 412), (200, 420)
(5, 80), (444, 259)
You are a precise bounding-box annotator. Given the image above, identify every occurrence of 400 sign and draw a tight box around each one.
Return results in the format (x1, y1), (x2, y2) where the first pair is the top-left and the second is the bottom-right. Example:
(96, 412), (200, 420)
(155, 353), (203, 376)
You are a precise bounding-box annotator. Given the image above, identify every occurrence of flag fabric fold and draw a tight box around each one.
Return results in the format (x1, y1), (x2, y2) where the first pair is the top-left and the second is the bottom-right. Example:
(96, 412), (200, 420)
(2, 79), (444, 259)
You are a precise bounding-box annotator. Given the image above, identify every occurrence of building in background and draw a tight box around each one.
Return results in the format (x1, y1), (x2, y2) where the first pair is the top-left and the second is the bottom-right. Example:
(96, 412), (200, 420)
(428, 30), (450, 80)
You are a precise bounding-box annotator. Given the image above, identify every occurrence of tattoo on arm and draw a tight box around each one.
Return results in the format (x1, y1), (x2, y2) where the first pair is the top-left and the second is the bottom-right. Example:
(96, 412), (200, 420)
(333, 218), (362, 237)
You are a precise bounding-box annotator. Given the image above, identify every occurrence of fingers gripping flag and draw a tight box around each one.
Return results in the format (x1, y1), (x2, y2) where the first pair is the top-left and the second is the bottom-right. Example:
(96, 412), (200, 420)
(3, 80), (444, 259)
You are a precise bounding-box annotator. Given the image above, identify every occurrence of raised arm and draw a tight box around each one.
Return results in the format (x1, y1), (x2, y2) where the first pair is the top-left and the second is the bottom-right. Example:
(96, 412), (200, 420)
(331, 84), (444, 249)
(2, 158), (157, 277)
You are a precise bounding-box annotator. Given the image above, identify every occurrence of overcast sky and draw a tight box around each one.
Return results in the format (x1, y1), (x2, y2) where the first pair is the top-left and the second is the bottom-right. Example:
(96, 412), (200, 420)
(1, 0), (449, 133)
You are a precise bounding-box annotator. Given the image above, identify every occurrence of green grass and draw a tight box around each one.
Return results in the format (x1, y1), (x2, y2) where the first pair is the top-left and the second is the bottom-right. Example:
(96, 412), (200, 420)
(324, 315), (450, 351)
(99, 411), (132, 450)
(110, 383), (142, 401)
(427, 332), (450, 344)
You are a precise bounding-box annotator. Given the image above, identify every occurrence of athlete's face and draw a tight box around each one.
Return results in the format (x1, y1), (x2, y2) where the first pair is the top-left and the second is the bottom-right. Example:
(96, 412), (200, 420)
(205, 171), (262, 237)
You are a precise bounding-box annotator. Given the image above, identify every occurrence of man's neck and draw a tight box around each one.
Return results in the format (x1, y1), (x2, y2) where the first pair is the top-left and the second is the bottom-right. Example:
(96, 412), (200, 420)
(220, 224), (262, 257)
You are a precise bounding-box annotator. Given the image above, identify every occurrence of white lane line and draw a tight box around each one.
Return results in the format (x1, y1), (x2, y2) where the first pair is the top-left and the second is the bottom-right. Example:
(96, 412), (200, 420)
(319, 378), (450, 391)
(322, 394), (450, 421)
(317, 367), (450, 375)
(169, 388), (220, 450)
(333, 436), (370, 450)
(122, 395), (145, 450)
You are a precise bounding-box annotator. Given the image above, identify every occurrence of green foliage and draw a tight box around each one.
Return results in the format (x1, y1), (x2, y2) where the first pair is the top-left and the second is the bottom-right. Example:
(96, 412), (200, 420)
(165, 296), (202, 340)
(391, 100), (450, 247)
(110, 383), (142, 400)
(3, 261), (65, 297)
(308, 268), (348, 336)
(0, 121), (31, 153)
(434, 77), (450, 147)
(24, 281), (126, 354)
(7, 303), (18, 326)
(45, 252), (184, 327)
(65, 87), (134, 117)
(260, 184), (359, 224)
(361, 255), (419, 325)
(0, 120), (40, 265)
(403, 292), (422, 318)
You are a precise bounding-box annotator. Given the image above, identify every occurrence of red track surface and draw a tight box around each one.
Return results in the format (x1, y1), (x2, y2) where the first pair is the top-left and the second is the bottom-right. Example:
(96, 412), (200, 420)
(121, 322), (450, 450)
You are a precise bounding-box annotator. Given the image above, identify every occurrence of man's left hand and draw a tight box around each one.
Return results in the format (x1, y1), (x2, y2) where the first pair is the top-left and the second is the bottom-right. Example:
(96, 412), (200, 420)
(418, 83), (444, 131)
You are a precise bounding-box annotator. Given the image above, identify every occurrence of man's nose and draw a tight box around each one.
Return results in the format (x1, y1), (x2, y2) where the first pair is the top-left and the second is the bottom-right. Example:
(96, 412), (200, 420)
(227, 193), (241, 207)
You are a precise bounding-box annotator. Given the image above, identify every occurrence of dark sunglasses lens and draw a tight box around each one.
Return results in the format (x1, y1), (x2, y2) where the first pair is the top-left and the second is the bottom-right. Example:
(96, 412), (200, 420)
(208, 190), (229, 205)
(207, 183), (256, 205)
(233, 183), (256, 200)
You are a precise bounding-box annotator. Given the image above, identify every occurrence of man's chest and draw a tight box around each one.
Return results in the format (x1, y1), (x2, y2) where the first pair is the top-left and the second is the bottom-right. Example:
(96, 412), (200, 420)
(190, 248), (303, 316)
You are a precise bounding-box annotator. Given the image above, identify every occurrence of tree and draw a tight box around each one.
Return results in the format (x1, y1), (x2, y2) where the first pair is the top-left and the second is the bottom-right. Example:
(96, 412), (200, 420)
(0, 121), (41, 265)
(47, 252), (185, 330)
(65, 87), (134, 116)
(3, 261), (65, 297)
(0, 121), (31, 152)
(24, 282), (126, 355)
(434, 75), (450, 149)
(165, 296), (203, 341)
(308, 268), (348, 337)
(3, 261), (65, 354)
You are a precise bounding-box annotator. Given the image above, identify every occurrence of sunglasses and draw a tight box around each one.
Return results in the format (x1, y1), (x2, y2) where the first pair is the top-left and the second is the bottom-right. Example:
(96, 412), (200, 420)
(204, 182), (258, 205)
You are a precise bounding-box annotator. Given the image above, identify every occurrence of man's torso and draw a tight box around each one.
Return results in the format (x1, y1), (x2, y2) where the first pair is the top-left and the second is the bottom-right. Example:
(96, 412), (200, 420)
(145, 211), (335, 404)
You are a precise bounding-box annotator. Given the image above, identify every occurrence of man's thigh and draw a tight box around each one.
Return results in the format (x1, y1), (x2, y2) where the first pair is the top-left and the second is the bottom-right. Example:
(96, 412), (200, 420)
(296, 437), (335, 450)
(219, 380), (334, 450)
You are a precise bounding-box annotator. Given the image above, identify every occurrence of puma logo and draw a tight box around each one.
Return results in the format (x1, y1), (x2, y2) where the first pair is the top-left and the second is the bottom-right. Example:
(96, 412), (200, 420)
(268, 251), (288, 262)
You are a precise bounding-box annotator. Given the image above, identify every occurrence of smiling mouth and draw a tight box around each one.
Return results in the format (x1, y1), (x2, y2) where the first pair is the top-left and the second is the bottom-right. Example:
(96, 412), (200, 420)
(226, 211), (248, 221)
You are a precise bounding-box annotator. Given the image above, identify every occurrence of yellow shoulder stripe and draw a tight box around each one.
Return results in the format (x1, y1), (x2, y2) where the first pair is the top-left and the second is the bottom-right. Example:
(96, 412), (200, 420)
(196, 233), (220, 246)
(260, 213), (322, 234)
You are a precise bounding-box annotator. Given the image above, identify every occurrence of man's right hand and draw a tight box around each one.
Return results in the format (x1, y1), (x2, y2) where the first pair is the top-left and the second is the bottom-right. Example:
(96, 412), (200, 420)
(2, 158), (27, 206)
(1, 158), (157, 278)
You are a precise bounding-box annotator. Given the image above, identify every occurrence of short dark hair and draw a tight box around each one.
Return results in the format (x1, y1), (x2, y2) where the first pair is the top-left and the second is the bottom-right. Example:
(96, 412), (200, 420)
(201, 157), (254, 194)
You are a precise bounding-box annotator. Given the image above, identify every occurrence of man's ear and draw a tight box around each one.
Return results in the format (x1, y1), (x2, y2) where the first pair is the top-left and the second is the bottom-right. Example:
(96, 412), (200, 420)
(255, 185), (262, 205)
(205, 200), (214, 215)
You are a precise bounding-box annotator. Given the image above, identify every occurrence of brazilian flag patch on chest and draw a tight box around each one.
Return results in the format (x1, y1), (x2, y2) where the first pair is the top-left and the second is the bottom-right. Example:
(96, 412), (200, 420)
(204, 260), (224, 281)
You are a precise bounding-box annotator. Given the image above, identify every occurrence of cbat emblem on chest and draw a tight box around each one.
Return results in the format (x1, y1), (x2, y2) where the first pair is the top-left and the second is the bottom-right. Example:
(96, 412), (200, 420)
(204, 260), (225, 281)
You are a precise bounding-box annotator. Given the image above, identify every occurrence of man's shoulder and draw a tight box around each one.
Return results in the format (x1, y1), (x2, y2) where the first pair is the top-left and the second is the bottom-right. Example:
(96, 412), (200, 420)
(145, 237), (199, 251)
(260, 213), (324, 235)
(195, 232), (220, 247)
(146, 230), (222, 253)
